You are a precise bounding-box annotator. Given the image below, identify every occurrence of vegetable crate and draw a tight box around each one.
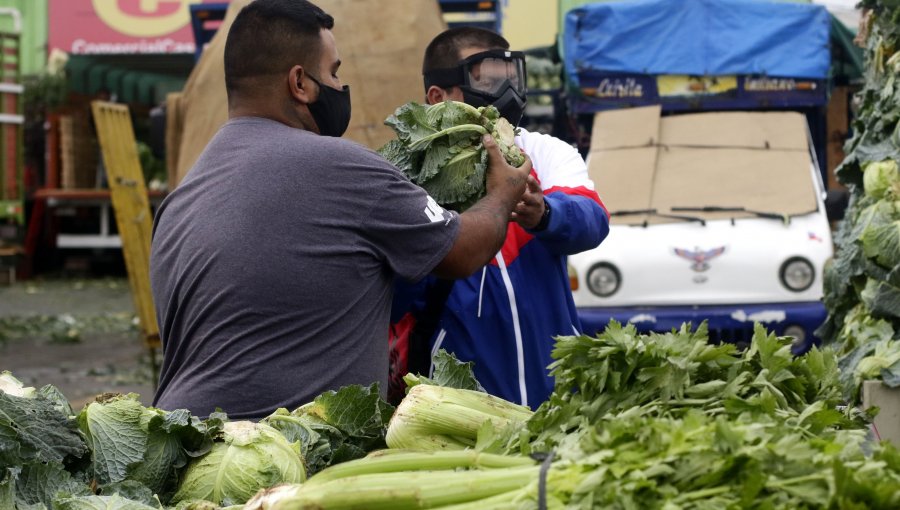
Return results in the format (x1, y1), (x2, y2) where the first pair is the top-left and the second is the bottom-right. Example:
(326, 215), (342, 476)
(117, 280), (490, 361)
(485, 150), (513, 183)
(862, 381), (900, 448)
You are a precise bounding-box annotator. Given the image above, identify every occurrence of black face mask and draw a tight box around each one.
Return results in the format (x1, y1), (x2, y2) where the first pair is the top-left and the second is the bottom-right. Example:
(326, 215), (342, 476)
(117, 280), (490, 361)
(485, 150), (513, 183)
(460, 85), (527, 127)
(306, 74), (351, 137)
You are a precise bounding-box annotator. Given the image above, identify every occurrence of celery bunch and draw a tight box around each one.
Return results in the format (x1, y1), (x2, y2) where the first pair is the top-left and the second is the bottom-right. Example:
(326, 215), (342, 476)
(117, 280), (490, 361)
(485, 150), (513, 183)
(243, 450), (543, 510)
(385, 384), (532, 451)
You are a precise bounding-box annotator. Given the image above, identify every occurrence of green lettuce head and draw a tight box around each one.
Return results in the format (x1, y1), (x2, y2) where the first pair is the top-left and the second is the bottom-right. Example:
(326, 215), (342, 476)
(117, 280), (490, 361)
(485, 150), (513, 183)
(172, 421), (306, 506)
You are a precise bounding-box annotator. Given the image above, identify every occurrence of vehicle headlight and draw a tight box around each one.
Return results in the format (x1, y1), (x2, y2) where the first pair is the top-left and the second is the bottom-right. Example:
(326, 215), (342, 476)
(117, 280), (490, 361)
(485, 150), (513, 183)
(783, 324), (806, 343)
(779, 257), (815, 292)
(586, 262), (621, 297)
(568, 263), (578, 291)
(784, 324), (808, 352)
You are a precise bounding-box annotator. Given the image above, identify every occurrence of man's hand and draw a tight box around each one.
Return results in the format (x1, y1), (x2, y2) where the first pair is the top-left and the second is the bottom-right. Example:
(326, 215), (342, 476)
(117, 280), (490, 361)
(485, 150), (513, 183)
(484, 134), (531, 207)
(510, 175), (545, 229)
(433, 135), (532, 278)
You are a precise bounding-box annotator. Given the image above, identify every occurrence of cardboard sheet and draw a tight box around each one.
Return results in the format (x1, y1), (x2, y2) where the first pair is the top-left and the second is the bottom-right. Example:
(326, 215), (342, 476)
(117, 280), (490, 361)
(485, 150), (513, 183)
(589, 105), (661, 150)
(652, 147), (819, 222)
(659, 111), (809, 150)
(586, 147), (658, 224)
(170, 0), (446, 187)
(587, 106), (818, 226)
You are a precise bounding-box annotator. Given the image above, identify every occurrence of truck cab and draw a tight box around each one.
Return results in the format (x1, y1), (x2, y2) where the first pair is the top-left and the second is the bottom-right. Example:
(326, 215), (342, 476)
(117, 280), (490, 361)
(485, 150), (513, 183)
(570, 106), (833, 351)
(558, 0), (838, 351)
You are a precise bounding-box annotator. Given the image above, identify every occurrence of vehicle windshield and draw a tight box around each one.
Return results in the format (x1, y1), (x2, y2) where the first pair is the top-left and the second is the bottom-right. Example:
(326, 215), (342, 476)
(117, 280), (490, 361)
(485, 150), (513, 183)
(609, 208), (707, 226)
(587, 110), (822, 226)
(669, 206), (812, 225)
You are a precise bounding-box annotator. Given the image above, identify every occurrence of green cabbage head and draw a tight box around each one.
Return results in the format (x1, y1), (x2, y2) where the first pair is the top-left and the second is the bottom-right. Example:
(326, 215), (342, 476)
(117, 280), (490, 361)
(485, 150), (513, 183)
(0, 371), (36, 398)
(863, 159), (900, 200)
(172, 420), (306, 506)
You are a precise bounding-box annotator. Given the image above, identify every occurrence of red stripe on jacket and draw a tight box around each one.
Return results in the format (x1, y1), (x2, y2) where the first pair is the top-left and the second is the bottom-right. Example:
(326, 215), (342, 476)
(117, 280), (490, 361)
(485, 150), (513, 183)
(488, 173), (608, 267)
(490, 224), (533, 267)
(544, 185), (609, 217)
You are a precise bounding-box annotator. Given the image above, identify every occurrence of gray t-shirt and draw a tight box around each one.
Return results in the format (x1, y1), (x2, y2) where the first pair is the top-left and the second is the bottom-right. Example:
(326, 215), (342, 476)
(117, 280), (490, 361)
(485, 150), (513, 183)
(150, 117), (458, 419)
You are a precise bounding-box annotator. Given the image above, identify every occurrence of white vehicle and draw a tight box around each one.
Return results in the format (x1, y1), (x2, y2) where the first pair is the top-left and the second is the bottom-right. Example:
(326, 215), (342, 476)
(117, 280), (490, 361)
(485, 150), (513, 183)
(570, 106), (834, 351)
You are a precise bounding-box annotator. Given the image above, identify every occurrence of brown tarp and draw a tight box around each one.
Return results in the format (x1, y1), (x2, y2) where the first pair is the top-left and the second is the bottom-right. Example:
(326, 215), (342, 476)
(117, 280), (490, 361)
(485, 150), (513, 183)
(170, 0), (446, 187)
(586, 106), (819, 226)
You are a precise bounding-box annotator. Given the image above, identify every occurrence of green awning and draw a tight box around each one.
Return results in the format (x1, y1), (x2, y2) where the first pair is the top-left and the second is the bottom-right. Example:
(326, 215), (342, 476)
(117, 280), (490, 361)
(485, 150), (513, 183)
(65, 54), (193, 105)
(830, 15), (864, 83)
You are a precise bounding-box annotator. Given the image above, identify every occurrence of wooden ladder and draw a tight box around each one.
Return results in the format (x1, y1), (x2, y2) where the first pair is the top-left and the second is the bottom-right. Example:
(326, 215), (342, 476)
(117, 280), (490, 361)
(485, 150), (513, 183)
(91, 100), (161, 382)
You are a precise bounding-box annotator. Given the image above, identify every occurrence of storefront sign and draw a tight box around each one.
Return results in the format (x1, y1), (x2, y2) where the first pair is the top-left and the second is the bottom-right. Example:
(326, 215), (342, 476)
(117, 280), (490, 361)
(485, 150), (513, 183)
(581, 75), (651, 99)
(743, 77), (819, 92)
(49, 0), (226, 54)
(657, 75), (738, 98)
(571, 72), (827, 114)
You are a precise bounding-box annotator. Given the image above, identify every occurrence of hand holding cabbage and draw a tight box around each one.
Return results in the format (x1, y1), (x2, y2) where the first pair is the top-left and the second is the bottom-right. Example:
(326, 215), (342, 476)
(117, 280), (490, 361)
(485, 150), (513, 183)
(378, 101), (526, 212)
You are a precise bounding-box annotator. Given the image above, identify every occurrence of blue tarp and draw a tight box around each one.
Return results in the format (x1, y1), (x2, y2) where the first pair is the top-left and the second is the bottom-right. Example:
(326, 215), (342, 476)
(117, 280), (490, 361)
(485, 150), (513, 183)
(563, 0), (831, 84)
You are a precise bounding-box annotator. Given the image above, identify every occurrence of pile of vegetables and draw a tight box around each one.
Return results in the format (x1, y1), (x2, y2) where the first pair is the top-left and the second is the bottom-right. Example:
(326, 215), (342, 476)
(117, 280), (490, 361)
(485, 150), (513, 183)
(0, 374), (391, 509)
(817, 0), (900, 402)
(4, 322), (900, 509)
(524, 54), (562, 106)
(249, 325), (899, 509)
(378, 101), (524, 212)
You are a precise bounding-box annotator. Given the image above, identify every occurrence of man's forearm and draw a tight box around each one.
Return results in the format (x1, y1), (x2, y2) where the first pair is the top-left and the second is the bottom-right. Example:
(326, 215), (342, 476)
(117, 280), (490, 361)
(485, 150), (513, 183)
(432, 191), (519, 279)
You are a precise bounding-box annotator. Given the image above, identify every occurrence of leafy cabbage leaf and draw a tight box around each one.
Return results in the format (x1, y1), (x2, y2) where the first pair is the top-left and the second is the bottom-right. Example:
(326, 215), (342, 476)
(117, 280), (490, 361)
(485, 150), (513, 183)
(171, 421), (305, 506)
(379, 101), (523, 211)
(0, 387), (87, 467)
(77, 394), (220, 503)
(263, 384), (392, 476)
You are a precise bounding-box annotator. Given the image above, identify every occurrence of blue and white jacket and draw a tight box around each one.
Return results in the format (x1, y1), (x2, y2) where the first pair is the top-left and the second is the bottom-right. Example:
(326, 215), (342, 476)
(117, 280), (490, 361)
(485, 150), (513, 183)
(393, 128), (610, 408)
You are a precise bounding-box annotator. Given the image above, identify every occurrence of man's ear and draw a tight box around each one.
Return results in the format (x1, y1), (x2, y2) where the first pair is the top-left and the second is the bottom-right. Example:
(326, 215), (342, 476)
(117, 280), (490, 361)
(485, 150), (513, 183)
(425, 85), (448, 105)
(289, 65), (312, 104)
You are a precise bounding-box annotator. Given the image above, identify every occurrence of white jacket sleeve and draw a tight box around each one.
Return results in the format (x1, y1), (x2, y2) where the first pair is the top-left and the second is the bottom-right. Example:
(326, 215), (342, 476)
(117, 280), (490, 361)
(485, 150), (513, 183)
(514, 128), (596, 192)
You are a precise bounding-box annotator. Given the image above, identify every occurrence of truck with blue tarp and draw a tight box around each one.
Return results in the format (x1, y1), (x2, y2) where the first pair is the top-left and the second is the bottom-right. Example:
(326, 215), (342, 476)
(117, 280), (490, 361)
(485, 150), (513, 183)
(561, 0), (838, 352)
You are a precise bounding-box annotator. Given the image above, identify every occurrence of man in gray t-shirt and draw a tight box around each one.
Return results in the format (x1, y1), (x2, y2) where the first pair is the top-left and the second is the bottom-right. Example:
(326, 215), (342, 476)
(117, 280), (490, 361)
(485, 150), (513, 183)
(150, 0), (530, 419)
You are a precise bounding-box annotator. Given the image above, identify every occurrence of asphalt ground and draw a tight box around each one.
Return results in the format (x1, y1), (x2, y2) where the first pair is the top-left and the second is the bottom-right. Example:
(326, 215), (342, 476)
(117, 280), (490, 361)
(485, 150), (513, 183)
(0, 278), (156, 409)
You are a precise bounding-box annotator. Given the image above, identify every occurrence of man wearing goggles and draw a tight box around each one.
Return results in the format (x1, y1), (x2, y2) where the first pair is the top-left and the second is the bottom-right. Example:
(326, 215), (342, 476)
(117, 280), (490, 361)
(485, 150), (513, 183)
(390, 28), (611, 408)
(424, 48), (527, 126)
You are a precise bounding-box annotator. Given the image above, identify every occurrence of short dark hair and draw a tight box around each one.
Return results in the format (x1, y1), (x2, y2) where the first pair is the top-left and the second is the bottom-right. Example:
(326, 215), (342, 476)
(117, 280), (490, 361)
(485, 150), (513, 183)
(422, 27), (510, 77)
(224, 0), (334, 94)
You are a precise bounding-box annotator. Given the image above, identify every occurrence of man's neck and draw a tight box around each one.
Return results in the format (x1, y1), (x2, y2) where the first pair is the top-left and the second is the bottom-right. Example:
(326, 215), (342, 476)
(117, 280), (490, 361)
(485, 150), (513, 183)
(228, 96), (310, 131)
(228, 106), (298, 129)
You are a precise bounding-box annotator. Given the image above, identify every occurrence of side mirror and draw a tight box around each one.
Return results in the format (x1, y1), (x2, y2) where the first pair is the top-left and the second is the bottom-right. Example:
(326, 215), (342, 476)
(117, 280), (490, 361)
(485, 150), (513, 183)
(824, 189), (849, 222)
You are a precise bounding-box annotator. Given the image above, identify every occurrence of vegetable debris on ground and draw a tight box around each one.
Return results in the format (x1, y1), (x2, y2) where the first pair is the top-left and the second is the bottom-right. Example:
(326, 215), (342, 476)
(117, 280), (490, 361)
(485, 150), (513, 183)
(378, 101), (524, 212)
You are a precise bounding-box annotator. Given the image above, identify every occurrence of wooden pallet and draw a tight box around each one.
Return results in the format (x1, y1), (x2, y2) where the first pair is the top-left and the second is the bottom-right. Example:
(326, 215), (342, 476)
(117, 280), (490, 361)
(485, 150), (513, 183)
(91, 101), (161, 364)
(59, 113), (98, 189)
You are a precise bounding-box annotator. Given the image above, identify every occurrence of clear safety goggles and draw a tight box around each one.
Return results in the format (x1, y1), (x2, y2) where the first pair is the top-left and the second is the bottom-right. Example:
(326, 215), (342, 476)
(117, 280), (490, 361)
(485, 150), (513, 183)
(424, 49), (527, 97)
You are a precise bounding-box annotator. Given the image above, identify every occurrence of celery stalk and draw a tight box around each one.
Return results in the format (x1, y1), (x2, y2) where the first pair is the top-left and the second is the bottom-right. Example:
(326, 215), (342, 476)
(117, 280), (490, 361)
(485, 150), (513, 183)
(265, 465), (540, 510)
(306, 450), (536, 485)
(428, 488), (525, 510)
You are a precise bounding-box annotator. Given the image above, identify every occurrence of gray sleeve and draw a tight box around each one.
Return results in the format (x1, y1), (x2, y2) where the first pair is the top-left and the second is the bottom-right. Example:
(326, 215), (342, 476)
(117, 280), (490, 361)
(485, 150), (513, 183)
(362, 167), (460, 282)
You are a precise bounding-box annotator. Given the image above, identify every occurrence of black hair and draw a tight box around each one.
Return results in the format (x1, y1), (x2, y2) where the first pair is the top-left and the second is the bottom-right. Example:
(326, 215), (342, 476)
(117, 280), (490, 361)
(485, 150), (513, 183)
(224, 0), (334, 95)
(422, 26), (510, 77)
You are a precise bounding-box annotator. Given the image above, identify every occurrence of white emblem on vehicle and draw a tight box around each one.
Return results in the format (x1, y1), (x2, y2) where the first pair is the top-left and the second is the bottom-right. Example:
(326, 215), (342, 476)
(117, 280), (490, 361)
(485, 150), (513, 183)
(674, 246), (726, 272)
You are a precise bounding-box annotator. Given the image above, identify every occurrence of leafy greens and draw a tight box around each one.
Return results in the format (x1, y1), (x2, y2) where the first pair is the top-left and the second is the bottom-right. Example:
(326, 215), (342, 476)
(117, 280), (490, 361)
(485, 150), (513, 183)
(378, 101), (525, 211)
